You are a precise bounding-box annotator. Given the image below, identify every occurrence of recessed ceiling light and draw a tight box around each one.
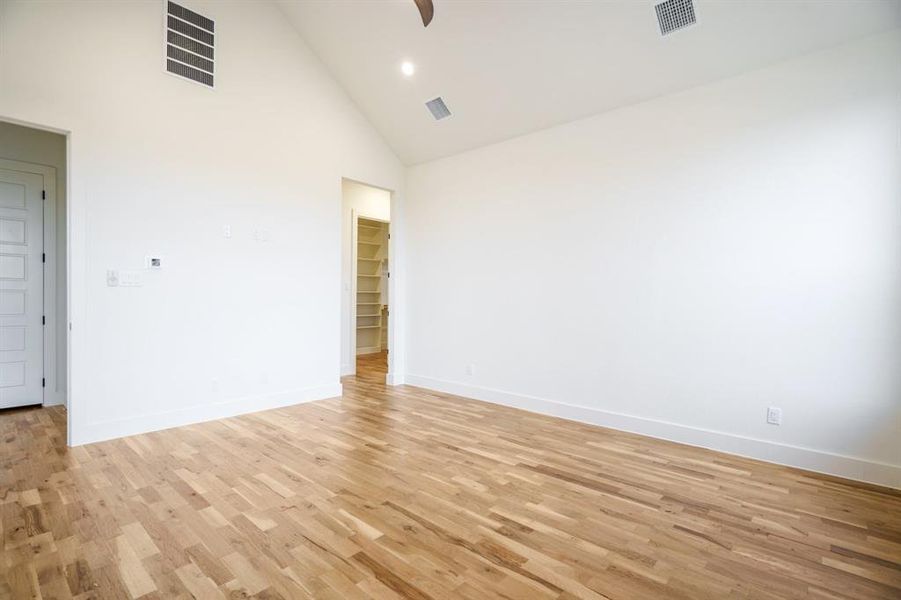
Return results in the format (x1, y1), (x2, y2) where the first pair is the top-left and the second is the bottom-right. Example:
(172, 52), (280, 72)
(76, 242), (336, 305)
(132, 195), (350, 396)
(401, 61), (415, 77)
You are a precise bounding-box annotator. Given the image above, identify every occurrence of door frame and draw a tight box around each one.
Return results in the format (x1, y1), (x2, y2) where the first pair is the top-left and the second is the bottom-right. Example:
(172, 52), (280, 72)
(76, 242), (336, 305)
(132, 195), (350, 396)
(349, 207), (358, 374)
(0, 115), (72, 445)
(341, 177), (399, 384)
(0, 157), (61, 408)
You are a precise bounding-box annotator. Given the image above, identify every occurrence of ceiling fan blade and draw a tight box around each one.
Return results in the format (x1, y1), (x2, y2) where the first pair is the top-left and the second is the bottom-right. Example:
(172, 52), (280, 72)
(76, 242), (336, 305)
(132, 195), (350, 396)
(413, 0), (434, 27)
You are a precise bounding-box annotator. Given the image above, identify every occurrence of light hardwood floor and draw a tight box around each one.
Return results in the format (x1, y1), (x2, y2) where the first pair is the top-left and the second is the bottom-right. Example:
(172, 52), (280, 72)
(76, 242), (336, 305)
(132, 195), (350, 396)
(1, 352), (899, 599)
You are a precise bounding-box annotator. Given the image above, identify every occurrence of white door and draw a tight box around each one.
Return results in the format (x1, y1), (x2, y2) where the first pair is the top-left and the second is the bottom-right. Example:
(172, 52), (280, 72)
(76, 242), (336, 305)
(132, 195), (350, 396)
(0, 168), (44, 409)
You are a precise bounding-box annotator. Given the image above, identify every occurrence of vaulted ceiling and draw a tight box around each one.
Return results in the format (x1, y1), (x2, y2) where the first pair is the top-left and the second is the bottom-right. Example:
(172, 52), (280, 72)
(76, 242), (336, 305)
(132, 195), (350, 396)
(278, 0), (901, 165)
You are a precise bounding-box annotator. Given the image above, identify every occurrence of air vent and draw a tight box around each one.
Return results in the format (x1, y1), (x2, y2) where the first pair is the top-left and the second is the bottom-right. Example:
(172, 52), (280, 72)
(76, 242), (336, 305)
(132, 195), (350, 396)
(425, 97), (452, 121)
(165, 1), (214, 88)
(655, 0), (696, 35)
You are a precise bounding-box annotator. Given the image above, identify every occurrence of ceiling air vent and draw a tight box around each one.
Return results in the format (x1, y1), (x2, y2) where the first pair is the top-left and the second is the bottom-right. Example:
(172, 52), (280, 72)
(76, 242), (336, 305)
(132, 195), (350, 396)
(165, 1), (215, 88)
(425, 97), (452, 121)
(655, 0), (696, 35)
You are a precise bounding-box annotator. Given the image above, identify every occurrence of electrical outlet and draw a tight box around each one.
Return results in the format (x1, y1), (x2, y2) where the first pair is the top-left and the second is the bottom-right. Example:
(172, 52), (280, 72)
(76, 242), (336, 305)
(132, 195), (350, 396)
(223, 225), (232, 238)
(767, 407), (782, 425)
(465, 364), (475, 376)
(106, 270), (119, 287)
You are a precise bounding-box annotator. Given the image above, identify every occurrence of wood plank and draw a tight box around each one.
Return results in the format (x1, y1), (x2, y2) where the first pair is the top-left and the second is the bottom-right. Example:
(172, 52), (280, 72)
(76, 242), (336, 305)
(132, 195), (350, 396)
(0, 351), (898, 599)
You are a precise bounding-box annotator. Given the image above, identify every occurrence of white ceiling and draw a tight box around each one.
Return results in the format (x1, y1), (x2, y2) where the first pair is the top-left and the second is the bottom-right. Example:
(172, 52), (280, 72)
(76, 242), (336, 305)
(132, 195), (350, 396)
(278, 1), (901, 165)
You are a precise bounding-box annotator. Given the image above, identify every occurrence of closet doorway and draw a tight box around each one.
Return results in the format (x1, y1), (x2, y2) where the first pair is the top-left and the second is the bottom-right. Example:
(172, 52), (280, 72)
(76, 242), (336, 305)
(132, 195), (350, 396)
(341, 180), (391, 377)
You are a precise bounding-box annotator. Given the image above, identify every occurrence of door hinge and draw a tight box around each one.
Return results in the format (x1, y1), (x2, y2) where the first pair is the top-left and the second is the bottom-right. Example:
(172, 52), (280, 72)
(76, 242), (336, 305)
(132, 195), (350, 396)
(387, 233), (391, 239)
(387, 272), (390, 278)
(42, 315), (45, 325)
(42, 190), (46, 200)
(42, 378), (46, 388)
(42, 253), (46, 263)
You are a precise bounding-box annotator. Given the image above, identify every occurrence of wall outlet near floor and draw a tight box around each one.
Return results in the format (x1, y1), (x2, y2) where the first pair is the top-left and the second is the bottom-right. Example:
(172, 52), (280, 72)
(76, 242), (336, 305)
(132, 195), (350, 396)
(465, 364), (475, 376)
(767, 406), (782, 425)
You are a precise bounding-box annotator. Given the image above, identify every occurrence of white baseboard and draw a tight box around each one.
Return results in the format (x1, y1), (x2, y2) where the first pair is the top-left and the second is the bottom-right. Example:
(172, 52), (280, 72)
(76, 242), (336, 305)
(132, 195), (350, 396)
(70, 382), (342, 447)
(43, 390), (67, 407)
(386, 372), (404, 386)
(405, 374), (900, 489)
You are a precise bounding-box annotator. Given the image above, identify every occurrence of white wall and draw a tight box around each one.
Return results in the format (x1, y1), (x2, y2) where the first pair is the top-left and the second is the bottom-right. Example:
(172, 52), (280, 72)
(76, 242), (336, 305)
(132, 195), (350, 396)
(405, 31), (901, 487)
(0, 0), (404, 444)
(0, 121), (67, 405)
(341, 179), (390, 375)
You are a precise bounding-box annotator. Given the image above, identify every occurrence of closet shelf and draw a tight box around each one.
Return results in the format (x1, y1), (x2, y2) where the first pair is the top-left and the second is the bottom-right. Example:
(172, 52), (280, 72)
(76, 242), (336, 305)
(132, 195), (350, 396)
(356, 217), (388, 353)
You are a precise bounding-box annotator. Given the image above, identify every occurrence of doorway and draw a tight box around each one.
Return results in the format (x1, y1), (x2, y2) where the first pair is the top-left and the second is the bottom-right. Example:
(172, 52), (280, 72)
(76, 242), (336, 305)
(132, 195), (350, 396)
(0, 121), (68, 411)
(341, 179), (391, 378)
